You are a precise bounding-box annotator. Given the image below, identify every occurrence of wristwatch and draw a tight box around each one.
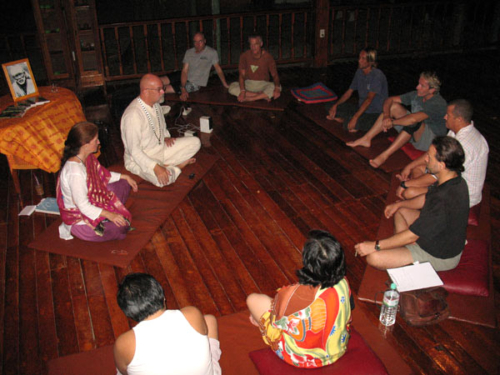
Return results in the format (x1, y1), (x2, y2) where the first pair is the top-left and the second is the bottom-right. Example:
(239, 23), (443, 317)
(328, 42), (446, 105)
(375, 240), (381, 251)
(400, 181), (407, 189)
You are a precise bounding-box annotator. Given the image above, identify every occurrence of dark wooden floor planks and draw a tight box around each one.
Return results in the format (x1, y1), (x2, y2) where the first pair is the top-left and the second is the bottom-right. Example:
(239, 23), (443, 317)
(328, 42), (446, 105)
(0, 52), (499, 375)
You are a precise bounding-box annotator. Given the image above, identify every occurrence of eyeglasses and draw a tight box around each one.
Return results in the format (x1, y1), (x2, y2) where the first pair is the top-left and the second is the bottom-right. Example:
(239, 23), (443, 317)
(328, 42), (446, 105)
(144, 86), (165, 93)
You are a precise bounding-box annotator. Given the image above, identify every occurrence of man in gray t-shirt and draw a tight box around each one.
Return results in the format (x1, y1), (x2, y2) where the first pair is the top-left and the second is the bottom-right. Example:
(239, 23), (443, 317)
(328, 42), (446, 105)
(178, 32), (229, 101)
(347, 71), (447, 169)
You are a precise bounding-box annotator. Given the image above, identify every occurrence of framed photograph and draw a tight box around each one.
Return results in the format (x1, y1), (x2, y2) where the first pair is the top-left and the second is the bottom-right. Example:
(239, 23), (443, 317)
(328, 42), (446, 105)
(2, 58), (39, 103)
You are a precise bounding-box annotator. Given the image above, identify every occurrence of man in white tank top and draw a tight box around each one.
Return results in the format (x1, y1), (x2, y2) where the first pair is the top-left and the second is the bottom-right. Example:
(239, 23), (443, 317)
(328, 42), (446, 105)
(114, 273), (222, 375)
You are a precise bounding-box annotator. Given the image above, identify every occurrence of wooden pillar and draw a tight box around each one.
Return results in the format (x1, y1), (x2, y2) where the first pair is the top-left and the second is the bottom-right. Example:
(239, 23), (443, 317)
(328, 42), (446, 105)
(212, 0), (222, 60)
(313, 0), (329, 67)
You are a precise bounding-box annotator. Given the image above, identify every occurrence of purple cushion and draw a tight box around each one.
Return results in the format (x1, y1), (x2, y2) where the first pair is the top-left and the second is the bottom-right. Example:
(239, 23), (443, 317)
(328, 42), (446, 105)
(468, 203), (480, 226)
(438, 239), (489, 297)
(248, 327), (388, 374)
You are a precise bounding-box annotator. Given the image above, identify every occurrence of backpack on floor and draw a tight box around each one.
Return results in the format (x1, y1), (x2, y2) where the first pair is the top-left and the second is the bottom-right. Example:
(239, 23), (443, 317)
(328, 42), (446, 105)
(400, 287), (450, 326)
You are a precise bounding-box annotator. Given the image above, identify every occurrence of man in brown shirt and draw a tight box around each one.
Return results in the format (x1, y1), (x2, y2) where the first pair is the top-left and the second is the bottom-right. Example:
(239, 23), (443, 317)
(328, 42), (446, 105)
(228, 35), (281, 102)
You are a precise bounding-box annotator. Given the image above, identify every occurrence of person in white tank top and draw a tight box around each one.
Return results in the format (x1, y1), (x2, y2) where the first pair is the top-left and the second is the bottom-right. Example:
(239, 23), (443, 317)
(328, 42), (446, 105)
(114, 273), (222, 375)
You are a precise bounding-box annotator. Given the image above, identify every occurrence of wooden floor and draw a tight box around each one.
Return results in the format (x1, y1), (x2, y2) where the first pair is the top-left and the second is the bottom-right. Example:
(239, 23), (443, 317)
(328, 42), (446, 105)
(1, 51), (499, 374)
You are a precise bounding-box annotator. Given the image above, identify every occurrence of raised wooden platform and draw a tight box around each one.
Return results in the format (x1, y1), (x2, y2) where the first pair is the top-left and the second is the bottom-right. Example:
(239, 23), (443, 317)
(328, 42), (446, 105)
(1, 52), (499, 375)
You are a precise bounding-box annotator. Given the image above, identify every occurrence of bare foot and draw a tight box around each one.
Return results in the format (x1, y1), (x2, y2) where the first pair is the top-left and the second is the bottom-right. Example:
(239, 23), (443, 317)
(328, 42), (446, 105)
(176, 158), (197, 170)
(326, 115), (344, 123)
(346, 137), (371, 148)
(348, 128), (358, 133)
(369, 154), (388, 168)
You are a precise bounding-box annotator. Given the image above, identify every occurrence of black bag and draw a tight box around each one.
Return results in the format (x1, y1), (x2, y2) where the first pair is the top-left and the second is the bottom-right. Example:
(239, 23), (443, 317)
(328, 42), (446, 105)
(399, 287), (450, 326)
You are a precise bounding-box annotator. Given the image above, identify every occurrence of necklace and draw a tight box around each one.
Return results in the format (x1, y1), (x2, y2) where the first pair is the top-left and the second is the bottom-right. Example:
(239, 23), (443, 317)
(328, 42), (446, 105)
(76, 155), (85, 165)
(137, 98), (163, 145)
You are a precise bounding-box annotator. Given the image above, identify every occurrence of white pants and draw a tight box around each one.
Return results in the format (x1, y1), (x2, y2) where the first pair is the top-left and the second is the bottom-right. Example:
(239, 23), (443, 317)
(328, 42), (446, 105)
(228, 80), (280, 99)
(139, 137), (201, 187)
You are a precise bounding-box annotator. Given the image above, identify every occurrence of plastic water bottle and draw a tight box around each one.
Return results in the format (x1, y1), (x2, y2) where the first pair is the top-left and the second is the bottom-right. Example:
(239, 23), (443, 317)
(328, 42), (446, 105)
(379, 283), (399, 326)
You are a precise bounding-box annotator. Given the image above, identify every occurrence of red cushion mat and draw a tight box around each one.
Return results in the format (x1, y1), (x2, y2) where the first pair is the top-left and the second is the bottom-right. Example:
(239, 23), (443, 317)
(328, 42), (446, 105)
(468, 203), (480, 226)
(164, 85), (291, 112)
(438, 239), (489, 297)
(358, 173), (496, 327)
(48, 308), (411, 375)
(249, 327), (388, 374)
(388, 136), (425, 160)
(48, 345), (115, 375)
(294, 103), (412, 173)
(28, 151), (219, 268)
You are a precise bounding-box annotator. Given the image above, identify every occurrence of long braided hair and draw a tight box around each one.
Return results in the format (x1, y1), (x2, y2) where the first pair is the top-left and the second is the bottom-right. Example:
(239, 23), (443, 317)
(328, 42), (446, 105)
(60, 122), (98, 169)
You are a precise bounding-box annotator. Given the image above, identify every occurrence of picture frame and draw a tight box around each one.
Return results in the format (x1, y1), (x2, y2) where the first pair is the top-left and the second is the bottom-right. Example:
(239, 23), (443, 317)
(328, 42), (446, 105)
(2, 58), (40, 103)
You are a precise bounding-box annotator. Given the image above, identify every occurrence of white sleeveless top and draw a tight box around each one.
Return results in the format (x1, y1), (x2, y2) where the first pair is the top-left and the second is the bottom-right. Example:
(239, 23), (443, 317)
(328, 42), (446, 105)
(123, 310), (214, 375)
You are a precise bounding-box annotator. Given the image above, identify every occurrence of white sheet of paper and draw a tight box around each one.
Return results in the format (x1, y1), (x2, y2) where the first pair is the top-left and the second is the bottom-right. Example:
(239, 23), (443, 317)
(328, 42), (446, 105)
(19, 205), (36, 216)
(387, 262), (444, 292)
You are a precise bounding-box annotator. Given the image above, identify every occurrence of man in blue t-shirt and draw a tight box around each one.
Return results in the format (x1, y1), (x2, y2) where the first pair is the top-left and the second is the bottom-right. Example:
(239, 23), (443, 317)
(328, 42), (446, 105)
(327, 48), (388, 132)
(347, 71), (447, 169)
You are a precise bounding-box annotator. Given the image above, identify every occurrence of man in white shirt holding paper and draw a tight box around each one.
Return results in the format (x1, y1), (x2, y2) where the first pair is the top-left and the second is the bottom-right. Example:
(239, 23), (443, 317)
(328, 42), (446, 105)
(354, 136), (469, 271)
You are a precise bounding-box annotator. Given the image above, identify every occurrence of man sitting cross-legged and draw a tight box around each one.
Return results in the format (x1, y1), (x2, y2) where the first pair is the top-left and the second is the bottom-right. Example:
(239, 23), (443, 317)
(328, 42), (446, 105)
(396, 99), (488, 207)
(228, 35), (281, 102)
(114, 273), (221, 375)
(347, 71), (447, 169)
(355, 136), (469, 272)
(121, 74), (201, 187)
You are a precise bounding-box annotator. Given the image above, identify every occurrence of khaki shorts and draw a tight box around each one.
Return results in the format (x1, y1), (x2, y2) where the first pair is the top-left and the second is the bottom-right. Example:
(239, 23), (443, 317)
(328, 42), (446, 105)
(394, 122), (436, 151)
(406, 243), (462, 271)
(228, 80), (281, 98)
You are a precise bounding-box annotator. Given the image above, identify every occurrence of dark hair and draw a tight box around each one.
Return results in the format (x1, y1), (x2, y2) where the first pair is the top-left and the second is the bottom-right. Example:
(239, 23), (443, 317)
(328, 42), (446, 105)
(60, 122), (98, 168)
(296, 230), (346, 289)
(432, 136), (465, 174)
(117, 273), (165, 322)
(449, 99), (473, 124)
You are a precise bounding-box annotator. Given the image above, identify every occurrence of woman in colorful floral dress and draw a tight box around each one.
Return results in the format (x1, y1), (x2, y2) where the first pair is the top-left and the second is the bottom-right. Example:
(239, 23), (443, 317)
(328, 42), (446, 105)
(246, 230), (352, 368)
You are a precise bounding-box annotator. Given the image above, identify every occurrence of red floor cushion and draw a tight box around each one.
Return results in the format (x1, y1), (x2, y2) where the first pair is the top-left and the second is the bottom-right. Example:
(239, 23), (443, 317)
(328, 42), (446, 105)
(468, 203), (481, 226)
(388, 136), (426, 160)
(438, 239), (489, 297)
(248, 327), (388, 375)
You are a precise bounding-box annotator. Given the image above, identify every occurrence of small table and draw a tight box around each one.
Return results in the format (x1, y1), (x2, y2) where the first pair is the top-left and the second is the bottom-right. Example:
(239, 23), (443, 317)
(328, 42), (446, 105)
(0, 87), (86, 203)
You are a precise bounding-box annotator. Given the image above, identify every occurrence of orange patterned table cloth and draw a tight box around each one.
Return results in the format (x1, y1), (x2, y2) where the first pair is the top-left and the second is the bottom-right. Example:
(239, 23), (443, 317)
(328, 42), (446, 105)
(0, 87), (86, 173)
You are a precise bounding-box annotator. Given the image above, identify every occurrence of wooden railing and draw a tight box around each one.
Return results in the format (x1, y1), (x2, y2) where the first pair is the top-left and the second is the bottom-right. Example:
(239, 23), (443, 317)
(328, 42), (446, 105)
(327, 1), (499, 61)
(1, 1), (498, 89)
(98, 8), (314, 81)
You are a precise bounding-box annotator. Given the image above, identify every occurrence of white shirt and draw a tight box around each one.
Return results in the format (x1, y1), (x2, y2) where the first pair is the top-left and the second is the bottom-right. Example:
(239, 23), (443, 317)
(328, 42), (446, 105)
(121, 98), (171, 177)
(121, 310), (214, 375)
(58, 161), (120, 240)
(448, 122), (489, 207)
